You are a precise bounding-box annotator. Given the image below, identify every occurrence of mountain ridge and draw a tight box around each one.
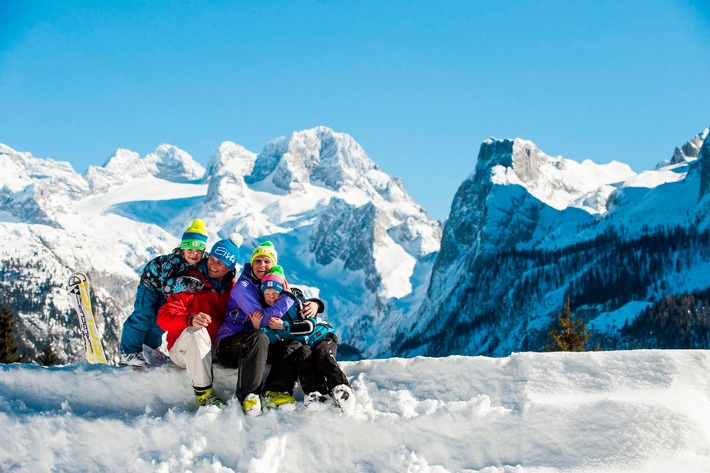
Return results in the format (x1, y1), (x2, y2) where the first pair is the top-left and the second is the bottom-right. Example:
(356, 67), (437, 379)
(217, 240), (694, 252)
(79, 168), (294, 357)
(1, 125), (709, 362)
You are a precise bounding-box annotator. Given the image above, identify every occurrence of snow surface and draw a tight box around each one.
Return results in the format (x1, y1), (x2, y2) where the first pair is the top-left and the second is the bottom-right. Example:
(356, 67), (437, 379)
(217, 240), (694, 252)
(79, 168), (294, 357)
(1, 350), (709, 472)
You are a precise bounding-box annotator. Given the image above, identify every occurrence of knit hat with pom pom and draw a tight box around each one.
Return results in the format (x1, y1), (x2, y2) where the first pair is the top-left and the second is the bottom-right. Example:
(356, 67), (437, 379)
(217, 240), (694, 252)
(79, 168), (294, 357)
(251, 241), (278, 265)
(181, 219), (209, 251)
(259, 265), (286, 294)
(210, 233), (243, 270)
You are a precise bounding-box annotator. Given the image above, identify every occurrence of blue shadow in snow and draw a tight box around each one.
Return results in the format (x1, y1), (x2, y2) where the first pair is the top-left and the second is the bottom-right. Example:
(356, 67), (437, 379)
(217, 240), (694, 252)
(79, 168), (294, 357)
(108, 196), (204, 227)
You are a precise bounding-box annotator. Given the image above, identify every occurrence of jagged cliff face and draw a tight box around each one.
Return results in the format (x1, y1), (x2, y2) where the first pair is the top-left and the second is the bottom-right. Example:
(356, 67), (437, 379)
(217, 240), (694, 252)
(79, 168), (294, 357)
(671, 128), (708, 165)
(699, 133), (710, 200)
(394, 128), (710, 357)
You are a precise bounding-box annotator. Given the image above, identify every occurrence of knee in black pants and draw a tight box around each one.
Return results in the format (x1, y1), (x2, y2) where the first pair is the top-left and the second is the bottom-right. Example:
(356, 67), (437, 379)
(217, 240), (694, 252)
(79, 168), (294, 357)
(216, 336), (242, 368)
(217, 332), (269, 369)
(315, 334), (338, 360)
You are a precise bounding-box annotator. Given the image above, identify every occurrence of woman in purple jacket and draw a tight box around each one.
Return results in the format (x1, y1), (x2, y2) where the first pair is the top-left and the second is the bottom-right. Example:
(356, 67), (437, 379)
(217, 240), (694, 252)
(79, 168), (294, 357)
(214, 241), (318, 416)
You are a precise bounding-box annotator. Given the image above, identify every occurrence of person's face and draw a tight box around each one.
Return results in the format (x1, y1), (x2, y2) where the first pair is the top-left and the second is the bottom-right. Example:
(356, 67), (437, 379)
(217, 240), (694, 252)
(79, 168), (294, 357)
(207, 256), (230, 280)
(183, 248), (204, 265)
(252, 256), (274, 280)
(262, 288), (280, 306)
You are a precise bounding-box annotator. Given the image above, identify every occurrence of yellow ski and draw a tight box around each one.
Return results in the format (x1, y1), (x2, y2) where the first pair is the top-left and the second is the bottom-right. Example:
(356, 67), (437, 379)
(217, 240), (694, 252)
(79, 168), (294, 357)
(67, 272), (108, 364)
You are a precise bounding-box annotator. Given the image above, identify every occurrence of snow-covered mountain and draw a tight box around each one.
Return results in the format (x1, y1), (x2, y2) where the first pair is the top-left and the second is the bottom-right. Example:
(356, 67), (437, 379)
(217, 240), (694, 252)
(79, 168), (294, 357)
(394, 128), (710, 357)
(2, 125), (709, 363)
(0, 127), (440, 362)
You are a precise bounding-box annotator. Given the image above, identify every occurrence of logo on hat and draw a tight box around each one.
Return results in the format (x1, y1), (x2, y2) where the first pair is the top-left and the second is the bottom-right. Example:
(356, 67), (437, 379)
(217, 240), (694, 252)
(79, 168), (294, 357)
(181, 219), (209, 251)
(213, 246), (237, 265)
(209, 232), (242, 271)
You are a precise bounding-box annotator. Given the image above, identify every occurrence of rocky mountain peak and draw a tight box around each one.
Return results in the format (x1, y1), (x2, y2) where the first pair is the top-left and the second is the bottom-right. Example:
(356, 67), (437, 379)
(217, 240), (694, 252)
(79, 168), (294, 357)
(86, 145), (204, 193)
(204, 141), (257, 212)
(246, 126), (378, 194)
(145, 144), (205, 182)
(480, 138), (635, 214)
(1, 144), (89, 226)
(475, 138), (515, 178)
(670, 127), (709, 165)
(205, 142), (256, 179)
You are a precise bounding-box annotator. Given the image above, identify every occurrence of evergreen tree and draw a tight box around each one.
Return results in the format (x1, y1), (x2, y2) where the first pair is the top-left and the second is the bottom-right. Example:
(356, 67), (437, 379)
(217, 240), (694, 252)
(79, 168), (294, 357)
(0, 304), (24, 363)
(544, 298), (591, 352)
(39, 334), (58, 366)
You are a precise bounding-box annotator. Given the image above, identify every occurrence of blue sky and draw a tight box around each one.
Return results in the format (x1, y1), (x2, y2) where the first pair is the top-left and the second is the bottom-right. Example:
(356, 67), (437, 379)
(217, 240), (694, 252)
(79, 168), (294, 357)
(2, 1), (709, 220)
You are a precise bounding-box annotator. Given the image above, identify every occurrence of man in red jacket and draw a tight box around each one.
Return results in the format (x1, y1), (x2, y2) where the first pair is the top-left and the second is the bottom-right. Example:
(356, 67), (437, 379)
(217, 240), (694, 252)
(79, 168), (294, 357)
(157, 233), (242, 408)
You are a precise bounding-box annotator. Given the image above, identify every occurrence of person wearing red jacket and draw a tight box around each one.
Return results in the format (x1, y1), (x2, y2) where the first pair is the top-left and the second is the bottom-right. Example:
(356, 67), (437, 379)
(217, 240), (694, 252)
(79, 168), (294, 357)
(157, 233), (243, 408)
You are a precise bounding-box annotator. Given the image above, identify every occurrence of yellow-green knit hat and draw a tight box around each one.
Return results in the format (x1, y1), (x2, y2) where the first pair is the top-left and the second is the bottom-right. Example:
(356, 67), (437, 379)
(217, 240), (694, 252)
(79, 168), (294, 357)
(250, 241), (278, 265)
(180, 219), (208, 251)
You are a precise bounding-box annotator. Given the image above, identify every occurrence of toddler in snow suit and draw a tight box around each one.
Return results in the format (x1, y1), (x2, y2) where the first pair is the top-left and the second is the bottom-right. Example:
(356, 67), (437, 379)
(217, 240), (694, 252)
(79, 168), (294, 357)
(119, 219), (209, 368)
(157, 233), (242, 408)
(258, 265), (355, 412)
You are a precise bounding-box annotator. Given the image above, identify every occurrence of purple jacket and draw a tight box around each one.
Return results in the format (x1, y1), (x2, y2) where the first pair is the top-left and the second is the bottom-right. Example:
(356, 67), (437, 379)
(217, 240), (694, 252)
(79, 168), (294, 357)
(215, 263), (296, 343)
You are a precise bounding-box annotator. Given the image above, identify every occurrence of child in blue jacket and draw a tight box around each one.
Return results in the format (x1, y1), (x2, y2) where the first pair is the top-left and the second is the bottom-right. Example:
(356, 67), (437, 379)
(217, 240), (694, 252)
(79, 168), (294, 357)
(119, 219), (209, 368)
(258, 265), (355, 412)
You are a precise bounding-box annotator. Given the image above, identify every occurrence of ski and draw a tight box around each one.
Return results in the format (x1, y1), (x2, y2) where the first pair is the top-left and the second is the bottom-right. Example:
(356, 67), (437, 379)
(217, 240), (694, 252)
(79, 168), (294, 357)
(67, 272), (108, 364)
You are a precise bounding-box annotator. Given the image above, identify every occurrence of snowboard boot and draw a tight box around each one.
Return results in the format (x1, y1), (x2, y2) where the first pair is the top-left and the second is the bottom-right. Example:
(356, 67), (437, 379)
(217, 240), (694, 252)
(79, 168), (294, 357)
(303, 391), (331, 412)
(119, 352), (147, 368)
(331, 384), (355, 412)
(263, 391), (297, 411)
(194, 386), (222, 408)
(241, 393), (262, 417)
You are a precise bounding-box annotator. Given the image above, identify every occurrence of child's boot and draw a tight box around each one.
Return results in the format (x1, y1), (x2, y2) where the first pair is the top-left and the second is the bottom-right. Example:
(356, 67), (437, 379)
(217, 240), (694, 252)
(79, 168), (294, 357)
(331, 384), (355, 412)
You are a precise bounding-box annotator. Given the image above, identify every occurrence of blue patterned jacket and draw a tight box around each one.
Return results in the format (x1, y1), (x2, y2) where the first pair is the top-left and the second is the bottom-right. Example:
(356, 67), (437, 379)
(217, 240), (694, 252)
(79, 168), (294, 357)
(139, 248), (203, 297)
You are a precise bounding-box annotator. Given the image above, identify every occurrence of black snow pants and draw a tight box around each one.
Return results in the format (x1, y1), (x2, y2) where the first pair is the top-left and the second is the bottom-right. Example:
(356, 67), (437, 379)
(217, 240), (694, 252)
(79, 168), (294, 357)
(216, 331), (302, 401)
(297, 333), (349, 395)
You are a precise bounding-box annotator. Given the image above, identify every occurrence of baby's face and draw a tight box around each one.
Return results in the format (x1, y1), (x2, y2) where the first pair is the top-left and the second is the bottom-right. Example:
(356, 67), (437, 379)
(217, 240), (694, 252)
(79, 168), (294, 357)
(263, 288), (281, 306)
